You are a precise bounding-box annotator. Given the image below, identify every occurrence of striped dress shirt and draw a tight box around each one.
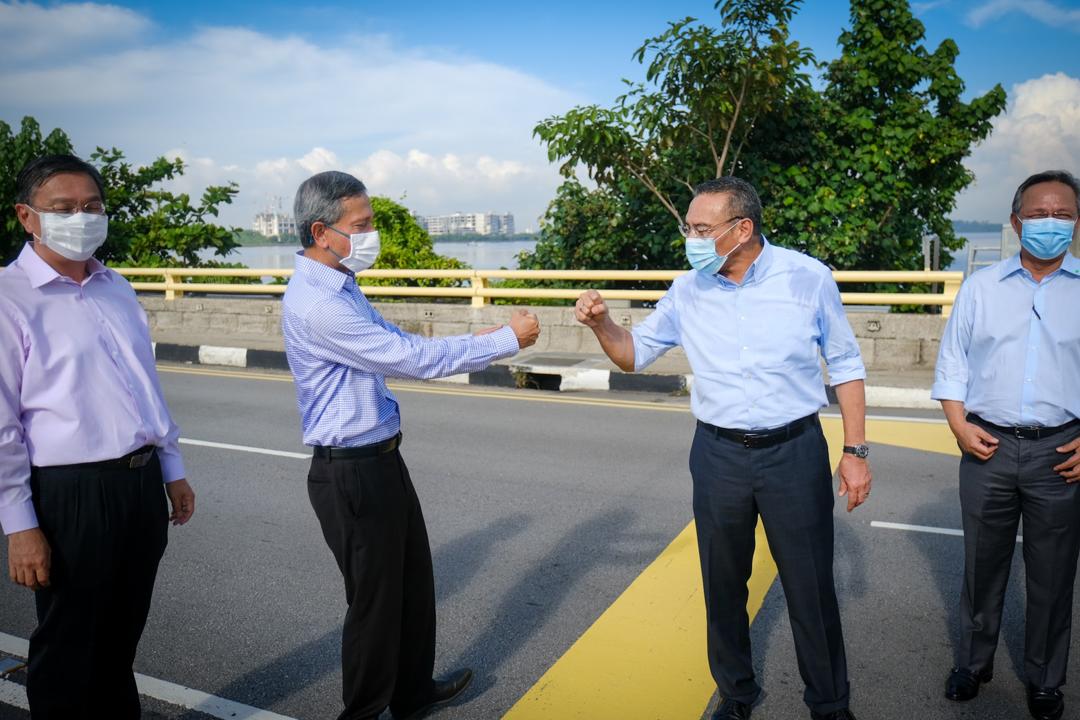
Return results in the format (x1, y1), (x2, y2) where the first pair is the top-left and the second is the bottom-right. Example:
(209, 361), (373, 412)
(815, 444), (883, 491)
(282, 252), (520, 447)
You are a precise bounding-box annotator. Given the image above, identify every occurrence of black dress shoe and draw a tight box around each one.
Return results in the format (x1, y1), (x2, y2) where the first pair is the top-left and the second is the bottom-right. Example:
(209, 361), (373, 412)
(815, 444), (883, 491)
(945, 666), (993, 701)
(1027, 686), (1064, 720)
(810, 709), (857, 720)
(712, 697), (752, 720)
(398, 668), (473, 720)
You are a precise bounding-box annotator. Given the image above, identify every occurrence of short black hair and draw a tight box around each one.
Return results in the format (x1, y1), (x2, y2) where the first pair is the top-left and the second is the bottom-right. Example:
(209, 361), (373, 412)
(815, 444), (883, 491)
(693, 176), (763, 235)
(1011, 170), (1080, 216)
(15, 154), (106, 205)
(294, 171), (368, 248)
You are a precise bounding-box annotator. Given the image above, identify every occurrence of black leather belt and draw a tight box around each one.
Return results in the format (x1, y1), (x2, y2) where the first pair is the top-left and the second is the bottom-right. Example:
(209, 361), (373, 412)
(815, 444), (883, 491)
(312, 433), (401, 460)
(968, 413), (1080, 440)
(697, 414), (816, 449)
(43, 445), (157, 471)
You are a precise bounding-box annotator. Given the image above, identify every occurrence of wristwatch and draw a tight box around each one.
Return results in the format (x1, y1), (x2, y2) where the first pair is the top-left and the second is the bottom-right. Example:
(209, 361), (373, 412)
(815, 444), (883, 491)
(843, 444), (870, 459)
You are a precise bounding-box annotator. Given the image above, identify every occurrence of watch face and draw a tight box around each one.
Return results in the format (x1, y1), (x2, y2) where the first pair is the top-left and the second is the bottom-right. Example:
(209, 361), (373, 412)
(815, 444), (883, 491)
(855, 444), (869, 459)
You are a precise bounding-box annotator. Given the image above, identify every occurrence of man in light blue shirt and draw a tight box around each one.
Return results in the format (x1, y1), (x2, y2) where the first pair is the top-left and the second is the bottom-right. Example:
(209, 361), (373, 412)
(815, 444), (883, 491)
(933, 170), (1080, 720)
(576, 177), (872, 720)
(282, 171), (539, 720)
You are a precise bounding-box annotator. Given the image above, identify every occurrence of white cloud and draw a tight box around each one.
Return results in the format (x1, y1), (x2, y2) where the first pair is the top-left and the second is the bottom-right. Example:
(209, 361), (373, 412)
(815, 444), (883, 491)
(955, 72), (1080, 221)
(0, 1), (150, 61)
(0, 2), (582, 229)
(967, 0), (1080, 29)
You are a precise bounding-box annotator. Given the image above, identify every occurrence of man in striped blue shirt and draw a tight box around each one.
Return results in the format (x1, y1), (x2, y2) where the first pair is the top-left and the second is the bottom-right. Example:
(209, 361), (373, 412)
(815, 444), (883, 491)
(282, 171), (539, 720)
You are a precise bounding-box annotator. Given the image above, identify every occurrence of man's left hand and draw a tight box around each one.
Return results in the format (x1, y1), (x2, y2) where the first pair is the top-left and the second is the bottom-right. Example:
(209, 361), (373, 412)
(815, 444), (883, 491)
(837, 454), (872, 512)
(166, 479), (196, 525)
(1054, 435), (1080, 482)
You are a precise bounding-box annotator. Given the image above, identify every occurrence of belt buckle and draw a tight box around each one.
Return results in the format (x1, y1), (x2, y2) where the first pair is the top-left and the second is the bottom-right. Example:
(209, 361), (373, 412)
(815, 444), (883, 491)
(1014, 426), (1036, 439)
(742, 434), (761, 449)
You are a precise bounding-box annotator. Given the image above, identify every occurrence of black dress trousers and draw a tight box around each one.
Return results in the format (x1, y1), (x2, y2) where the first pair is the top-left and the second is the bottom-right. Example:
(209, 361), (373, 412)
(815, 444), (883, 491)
(689, 415), (850, 715)
(307, 446), (436, 720)
(26, 455), (169, 719)
(957, 421), (1080, 688)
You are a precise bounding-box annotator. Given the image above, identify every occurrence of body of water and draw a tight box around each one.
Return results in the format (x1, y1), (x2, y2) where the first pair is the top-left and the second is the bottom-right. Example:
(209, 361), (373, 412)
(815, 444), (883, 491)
(208, 238), (538, 270)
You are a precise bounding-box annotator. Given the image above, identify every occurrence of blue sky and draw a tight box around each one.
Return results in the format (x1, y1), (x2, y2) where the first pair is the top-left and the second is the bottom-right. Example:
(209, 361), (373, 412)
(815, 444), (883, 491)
(2, 0), (1079, 230)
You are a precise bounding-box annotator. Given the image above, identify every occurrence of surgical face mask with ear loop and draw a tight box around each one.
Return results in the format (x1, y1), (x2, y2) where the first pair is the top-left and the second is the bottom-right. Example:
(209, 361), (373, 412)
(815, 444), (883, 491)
(325, 225), (380, 273)
(1019, 217), (1075, 260)
(29, 208), (109, 261)
(684, 219), (743, 275)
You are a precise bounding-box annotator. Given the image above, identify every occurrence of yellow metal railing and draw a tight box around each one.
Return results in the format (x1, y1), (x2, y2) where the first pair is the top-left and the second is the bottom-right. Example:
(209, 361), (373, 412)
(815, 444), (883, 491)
(111, 267), (964, 315)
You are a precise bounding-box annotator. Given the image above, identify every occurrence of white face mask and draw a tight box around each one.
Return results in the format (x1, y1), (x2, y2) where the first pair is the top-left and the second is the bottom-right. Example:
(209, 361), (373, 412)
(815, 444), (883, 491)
(325, 226), (380, 273)
(30, 208), (109, 261)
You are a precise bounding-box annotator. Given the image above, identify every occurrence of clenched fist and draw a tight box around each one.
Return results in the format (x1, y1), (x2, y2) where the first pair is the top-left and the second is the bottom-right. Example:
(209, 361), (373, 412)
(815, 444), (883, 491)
(509, 309), (540, 349)
(575, 290), (609, 328)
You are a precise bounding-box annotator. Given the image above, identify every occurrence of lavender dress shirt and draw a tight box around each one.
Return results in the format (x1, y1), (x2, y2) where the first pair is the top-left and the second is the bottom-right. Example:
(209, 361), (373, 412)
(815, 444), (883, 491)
(0, 243), (185, 535)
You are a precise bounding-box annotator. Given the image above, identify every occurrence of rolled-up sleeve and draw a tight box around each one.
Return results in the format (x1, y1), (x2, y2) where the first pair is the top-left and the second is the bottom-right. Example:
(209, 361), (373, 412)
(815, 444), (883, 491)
(0, 303), (35, 534)
(631, 289), (681, 372)
(930, 281), (974, 402)
(817, 274), (866, 385)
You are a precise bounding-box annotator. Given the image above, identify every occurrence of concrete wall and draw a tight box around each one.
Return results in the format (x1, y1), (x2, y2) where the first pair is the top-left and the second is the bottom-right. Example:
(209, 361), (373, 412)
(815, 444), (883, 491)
(139, 297), (947, 372)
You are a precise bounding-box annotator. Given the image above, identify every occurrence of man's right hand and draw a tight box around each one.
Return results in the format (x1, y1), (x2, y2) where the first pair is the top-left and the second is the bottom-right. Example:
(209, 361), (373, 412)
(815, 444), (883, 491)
(575, 290), (609, 328)
(509, 309), (540, 349)
(953, 421), (1000, 461)
(8, 528), (50, 591)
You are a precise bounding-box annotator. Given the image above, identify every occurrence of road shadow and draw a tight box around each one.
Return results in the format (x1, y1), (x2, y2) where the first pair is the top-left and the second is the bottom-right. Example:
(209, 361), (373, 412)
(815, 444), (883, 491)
(433, 512), (531, 602)
(443, 506), (665, 702)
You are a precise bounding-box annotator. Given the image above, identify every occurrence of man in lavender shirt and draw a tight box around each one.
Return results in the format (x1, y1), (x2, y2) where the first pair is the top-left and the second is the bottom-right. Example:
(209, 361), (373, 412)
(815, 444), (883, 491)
(0, 155), (196, 717)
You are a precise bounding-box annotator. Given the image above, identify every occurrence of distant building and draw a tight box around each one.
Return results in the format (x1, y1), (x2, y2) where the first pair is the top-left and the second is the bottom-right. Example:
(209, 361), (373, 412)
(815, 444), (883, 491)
(253, 197), (297, 237)
(415, 212), (516, 236)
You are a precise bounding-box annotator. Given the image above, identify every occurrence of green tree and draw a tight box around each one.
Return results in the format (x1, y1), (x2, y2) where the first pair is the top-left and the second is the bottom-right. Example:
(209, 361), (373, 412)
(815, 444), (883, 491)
(527, 0), (1006, 272)
(0, 117), (75, 262)
(368, 196), (466, 286)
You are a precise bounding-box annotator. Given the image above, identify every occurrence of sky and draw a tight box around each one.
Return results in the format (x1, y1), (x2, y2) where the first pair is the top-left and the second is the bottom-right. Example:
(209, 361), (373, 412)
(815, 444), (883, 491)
(1, 0), (1078, 232)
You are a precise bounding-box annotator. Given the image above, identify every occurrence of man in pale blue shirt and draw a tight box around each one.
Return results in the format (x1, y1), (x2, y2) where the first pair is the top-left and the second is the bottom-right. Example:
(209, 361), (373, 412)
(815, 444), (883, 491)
(933, 170), (1080, 720)
(576, 177), (872, 720)
(282, 171), (539, 720)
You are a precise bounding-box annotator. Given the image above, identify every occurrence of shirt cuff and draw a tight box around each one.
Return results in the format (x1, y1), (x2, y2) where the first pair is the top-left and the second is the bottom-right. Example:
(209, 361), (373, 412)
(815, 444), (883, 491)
(827, 359), (867, 386)
(0, 499), (38, 535)
(930, 380), (967, 402)
(488, 325), (521, 359)
(157, 448), (187, 483)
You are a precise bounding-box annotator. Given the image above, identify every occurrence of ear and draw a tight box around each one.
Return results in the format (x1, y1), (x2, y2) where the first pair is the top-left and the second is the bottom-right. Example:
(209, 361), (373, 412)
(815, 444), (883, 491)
(1009, 213), (1022, 240)
(310, 221), (329, 248)
(14, 204), (38, 237)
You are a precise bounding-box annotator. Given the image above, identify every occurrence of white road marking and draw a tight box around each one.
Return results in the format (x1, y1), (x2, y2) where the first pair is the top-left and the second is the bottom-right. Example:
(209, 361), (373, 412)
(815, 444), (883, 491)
(179, 438), (309, 460)
(0, 632), (298, 719)
(871, 520), (1023, 543)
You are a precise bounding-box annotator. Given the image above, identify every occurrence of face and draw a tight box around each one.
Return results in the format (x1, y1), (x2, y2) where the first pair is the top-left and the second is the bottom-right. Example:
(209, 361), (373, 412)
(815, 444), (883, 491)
(312, 194), (375, 258)
(1010, 180), (1079, 239)
(684, 192), (753, 252)
(15, 172), (104, 241)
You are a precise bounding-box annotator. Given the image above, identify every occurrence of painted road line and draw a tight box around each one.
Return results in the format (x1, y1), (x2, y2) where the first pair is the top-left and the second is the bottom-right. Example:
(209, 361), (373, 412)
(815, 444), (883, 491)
(0, 678), (29, 710)
(504, 410), (851, 719)
(179, 438), (309, 460)
(872, 521), (1023, 543)
(0, 632), (298, 720)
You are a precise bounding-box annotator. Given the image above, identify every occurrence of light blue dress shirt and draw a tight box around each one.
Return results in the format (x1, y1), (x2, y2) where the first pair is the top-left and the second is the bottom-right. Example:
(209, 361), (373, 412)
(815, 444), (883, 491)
(931, 252), (1080, 427)
(282, 252), (520, 447)
(633, 238), (866, 430)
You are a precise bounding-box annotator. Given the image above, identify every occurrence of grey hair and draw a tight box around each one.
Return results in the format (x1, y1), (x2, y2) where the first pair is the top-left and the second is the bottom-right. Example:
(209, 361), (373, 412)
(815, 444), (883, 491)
(294, 171), (368, 247)
(1011, 170), (1080, 216)
(16, 154), (105, 205)
(693, 176), (763, 235)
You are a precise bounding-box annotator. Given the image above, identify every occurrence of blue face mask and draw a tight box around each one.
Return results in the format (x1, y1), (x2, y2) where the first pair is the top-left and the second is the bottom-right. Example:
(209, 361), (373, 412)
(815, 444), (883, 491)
(1020, 217), (1075, 260)
(685, 219), (742, 275)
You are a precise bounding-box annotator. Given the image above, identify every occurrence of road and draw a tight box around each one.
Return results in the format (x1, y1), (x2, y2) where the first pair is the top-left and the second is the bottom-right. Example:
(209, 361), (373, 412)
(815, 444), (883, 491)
(0, 365), (1077, 719)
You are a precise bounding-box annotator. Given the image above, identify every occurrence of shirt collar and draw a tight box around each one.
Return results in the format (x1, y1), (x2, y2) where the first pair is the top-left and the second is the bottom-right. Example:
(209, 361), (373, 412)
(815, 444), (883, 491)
(712, 236), (773, 286)
(998, 251), (1080, 280)
(294, 249), (352, 291)
(17, 242), (109, 289)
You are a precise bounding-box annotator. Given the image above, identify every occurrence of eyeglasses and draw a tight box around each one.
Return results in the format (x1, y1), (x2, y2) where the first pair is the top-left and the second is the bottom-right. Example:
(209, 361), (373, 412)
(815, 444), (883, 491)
(30, 201), (107, 215)
(679, 216), (744, 238)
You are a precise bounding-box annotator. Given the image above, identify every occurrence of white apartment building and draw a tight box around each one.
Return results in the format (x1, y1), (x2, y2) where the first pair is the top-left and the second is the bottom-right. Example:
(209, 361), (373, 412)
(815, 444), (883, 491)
(253, 197), (298, 237)
(415, 212), (516, 236)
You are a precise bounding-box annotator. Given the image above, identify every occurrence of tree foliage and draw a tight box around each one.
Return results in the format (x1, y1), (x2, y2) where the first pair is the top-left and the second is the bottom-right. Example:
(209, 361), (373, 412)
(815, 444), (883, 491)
(367, 196), (466, 287)
(0, 116), (242, 268)
(526, 0), (1006, 272)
